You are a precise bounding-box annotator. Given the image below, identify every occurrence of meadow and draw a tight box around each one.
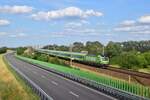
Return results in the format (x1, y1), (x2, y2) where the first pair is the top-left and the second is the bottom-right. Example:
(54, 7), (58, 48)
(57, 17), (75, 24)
(0, 54), (39, 100)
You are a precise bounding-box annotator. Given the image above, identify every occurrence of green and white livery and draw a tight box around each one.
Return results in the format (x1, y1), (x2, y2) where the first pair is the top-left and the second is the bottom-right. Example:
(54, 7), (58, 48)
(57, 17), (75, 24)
(36, 49), (109, 66)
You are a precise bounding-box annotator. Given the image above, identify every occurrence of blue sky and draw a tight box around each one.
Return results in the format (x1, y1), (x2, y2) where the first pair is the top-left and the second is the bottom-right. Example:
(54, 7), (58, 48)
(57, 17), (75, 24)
(0, 0), (150, 47)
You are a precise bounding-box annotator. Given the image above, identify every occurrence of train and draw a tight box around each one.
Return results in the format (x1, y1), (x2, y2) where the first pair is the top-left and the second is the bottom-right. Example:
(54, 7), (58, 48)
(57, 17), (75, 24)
(35, 49), (109, 67)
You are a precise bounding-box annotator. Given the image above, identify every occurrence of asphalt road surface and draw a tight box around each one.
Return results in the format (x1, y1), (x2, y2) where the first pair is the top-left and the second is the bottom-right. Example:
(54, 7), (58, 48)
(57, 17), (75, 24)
(5, 53), (116, 100)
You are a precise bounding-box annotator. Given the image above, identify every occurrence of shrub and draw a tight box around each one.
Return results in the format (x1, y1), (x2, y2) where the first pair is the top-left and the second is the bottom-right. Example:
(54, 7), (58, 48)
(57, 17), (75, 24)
(110, 56), (121, 65)
(16, 47), (26, 55)
(137, 54), (148, 68)
(119, 52), (138, 69)
(143, 52), (150, 65)
(37, 54), (48, 62)
(48, 57), (70, 67)
(0, 47), (7, 54)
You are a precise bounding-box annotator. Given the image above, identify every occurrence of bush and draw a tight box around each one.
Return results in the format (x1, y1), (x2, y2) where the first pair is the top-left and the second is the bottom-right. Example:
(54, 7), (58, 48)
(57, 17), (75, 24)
(16, 47), (26, 55)
(0, 47), (7, 54)
(117, 52), (148, 70)
(143, 52), (150, 65)
(48, 57), (59, 64)
(119, 53), (138, 69)
(37, 54), (48, 62)
(110, 56), (121, 65)
(48, 56), (70, 67)
(137, 54), (148, 68)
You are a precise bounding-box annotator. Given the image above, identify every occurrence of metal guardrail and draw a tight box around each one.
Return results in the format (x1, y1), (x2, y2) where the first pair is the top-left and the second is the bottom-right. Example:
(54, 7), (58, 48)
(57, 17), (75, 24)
(16, 56), (150, 100)
(4, 54), (53, 100)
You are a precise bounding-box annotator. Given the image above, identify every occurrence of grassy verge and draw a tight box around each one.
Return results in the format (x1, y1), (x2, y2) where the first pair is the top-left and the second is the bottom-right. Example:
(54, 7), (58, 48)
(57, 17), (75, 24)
(0, 54), (39, 100)
(16, 55), (150, 98)
(138, 66), (150, 74)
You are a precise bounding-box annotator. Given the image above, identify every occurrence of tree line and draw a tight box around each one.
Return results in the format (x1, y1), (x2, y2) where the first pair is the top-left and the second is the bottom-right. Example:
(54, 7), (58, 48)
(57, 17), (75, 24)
(43, 40), (150, 55)
(43, 40), (150, 70)
(0, 47), (7, 54)
(16, 40), (150, 70)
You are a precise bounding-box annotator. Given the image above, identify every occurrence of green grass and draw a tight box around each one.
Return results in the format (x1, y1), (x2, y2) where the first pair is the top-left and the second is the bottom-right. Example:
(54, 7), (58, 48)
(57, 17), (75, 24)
(16, 55), (150, 98)
(1, 55), (40, 100)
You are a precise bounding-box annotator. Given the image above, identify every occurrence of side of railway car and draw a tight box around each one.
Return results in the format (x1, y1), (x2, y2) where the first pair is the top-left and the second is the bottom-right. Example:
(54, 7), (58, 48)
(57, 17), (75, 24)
(36, 49), (109, 65)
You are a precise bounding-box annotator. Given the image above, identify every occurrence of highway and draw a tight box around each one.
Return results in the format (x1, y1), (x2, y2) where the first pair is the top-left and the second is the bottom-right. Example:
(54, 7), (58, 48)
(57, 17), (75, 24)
(5, 53), (116, 100)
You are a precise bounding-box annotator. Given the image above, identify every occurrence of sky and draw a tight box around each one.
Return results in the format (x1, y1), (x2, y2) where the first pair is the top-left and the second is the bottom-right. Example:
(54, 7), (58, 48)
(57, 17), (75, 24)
(0, 0), (150, 47)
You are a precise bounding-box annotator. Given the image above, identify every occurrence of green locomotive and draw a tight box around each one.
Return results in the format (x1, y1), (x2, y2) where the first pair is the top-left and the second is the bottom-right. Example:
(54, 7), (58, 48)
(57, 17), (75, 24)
(36, 49), (109, 66)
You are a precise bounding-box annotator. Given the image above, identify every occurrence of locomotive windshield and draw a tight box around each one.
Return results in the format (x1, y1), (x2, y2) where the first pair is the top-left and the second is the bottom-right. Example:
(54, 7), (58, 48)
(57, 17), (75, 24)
(101, 57), (109, 61)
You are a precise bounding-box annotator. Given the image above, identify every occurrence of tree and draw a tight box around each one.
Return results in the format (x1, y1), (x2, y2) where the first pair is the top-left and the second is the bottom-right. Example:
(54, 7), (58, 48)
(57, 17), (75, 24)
(58, 45), (69, 51)
(119, 52), (140, 69)
(122, 40), (150, 52)
(16, 47), (26, 55)
(37, 54), (48, 62)
(43, 44), (69, 51)
(85, 41), (103, 55)
(105, 41), (122, 58)
(0, 47), (7, 54)
(143, 52), (150, 65)
(72, 42), (85, 52)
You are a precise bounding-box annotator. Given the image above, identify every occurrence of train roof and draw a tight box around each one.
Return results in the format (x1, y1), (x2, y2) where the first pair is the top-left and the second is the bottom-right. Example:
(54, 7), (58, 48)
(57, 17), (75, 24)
(36, 49), (87, 56)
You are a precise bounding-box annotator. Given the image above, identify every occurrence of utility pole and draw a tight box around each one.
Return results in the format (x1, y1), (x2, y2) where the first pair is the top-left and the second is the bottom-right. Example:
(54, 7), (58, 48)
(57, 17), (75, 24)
(103, 46), (105, 56)
(128, 75), (131, 83)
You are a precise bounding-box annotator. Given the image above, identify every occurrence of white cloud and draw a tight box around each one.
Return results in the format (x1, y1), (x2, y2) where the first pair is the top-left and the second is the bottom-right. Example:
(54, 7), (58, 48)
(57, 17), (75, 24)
(18, 33), (27, 37)
(80, 20), (90, 24)
(129, 30), (150, 34)
(66, 22), (82, 27)
(0, 19), (10, 26)
(114, 25), (150, 32)
(64, 26), (101, 36)
(64, 20), (90, 30)
(138, 15), (150, 23)
(65, 22), (83, 29)
(120, 20), (135, 26)
(9, 33), (27, 38)
(31, 7), (103, 20)
(114, 15), (150, 34)
(0, 32), (8, 36)
(0, 5), (33, 14)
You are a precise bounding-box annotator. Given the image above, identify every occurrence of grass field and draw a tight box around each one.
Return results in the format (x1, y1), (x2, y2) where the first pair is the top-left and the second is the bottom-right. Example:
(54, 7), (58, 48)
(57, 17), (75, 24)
(0, 54), (39, 100)
(17, 55), (150, 98)
(138, 66), (150, 74)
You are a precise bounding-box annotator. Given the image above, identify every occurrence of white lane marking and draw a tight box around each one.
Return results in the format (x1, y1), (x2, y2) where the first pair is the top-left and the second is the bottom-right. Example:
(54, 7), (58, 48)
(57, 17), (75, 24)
(69, 91), (79, 98)
(28, 63), (116, 100)
(7, 55), (54, 100)
(41, 75), (46, 78)
(51, 81), (58, 86)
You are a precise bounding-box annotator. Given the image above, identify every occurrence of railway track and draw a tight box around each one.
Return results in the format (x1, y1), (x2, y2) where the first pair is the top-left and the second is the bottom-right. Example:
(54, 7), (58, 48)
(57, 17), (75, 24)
(72, 59), (150, 80)
(36, 49), (150, 85)
(107, 66), (150, 79)
(106, 66), (150, 86)
(69, 61), (150, 86)
(37, 53), (150, 86)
